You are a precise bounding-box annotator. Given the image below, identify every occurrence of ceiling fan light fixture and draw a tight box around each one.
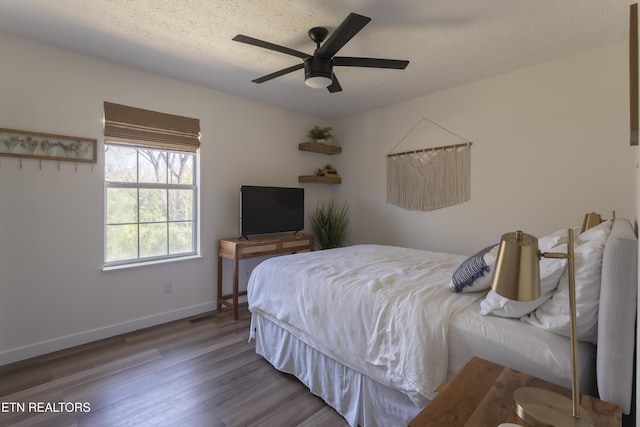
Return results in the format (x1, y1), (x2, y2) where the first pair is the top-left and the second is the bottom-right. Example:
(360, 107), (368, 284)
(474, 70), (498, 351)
(233, 13), (408, 93)
(304, 57), (333, 88)
(305, 75), (333, 88)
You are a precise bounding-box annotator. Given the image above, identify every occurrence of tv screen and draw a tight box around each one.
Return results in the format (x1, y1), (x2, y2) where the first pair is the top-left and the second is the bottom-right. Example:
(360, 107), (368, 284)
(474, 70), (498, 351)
(240, 186), (304, 237)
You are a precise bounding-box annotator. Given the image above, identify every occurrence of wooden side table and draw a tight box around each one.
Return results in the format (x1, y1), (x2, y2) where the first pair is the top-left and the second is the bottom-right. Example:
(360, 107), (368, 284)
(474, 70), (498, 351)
(217, 233), (314, 320)
(409, 357), (621, 427)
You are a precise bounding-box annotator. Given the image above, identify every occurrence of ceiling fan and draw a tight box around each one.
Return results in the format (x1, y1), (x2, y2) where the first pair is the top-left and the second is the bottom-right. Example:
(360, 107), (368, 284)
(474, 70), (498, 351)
(232, 12), (410, 93)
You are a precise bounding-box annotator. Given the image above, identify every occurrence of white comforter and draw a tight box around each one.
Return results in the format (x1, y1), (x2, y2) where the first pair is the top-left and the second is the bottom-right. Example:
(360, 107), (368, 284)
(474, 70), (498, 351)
(247, 244), (482, 404)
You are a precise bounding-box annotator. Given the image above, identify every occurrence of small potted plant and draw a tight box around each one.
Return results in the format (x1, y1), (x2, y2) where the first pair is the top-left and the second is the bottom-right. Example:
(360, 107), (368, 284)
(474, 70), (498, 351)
(307, 126), (333, 143)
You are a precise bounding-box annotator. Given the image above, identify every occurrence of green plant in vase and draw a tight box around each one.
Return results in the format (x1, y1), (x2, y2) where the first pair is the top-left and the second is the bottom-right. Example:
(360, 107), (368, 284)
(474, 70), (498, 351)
(310, 200), (349, 249)
(307, 126), (333, 142)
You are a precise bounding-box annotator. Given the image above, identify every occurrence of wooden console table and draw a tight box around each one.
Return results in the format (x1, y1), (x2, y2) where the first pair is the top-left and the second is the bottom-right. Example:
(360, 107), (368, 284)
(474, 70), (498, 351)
(217, 233), (314, 320)
(409, 357), (621, 427)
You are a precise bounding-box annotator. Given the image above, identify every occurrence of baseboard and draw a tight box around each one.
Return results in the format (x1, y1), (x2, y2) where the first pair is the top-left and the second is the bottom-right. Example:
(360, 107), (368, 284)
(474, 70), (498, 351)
(0, 302), (216, 366)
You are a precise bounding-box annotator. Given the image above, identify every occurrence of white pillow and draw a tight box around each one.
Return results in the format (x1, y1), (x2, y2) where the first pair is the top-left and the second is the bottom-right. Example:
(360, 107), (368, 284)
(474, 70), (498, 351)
(538, 232), (565, 251)
(539, 227), (578, 248)
(522, 224), (611, 344)
(449, 244), (499, 293)
(576, 220), (612, 245)
(543, 220), (612, 247)
(479, 256), (566, 318)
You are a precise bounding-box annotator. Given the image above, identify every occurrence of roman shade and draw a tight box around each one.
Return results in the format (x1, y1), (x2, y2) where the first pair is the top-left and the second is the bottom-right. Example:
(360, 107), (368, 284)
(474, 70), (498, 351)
(104, 102), (200, 152)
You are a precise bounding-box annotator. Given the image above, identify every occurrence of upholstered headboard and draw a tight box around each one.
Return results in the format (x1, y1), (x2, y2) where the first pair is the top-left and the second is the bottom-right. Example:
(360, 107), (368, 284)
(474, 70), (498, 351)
(596, 218), (638, 414)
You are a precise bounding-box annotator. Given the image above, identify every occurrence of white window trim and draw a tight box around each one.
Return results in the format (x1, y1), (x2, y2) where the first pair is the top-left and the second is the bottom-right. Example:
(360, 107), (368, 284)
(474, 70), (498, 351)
(103, 145), (200, 268)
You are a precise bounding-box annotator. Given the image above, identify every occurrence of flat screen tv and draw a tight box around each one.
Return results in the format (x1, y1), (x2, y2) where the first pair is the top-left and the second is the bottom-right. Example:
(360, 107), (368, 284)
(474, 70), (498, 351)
(240, 185), (304, 237)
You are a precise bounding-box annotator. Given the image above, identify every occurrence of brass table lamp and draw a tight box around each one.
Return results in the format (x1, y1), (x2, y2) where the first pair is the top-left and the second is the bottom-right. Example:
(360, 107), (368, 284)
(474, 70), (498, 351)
(581, 212), (602, 233)
(491, 228), (592, 427)
(581, 210), (614, 233)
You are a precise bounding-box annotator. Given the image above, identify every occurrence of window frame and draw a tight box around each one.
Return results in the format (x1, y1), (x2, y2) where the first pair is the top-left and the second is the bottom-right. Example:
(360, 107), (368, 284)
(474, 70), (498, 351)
(103, 143), (200, 269)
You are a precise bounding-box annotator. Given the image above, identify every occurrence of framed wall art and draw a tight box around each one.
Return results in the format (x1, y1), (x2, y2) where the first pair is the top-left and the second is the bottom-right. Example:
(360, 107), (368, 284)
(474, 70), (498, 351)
(0, 128), (97, 163)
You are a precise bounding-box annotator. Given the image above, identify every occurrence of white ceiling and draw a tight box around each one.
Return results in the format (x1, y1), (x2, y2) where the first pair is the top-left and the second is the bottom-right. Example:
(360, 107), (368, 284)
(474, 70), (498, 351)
(0, 0), (633, 120)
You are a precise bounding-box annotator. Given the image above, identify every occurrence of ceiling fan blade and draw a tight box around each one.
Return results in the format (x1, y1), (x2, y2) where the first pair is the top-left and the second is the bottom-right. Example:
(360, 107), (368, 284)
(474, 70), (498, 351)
(316, 13), (371, 58)
(327, 74), (342, 93)
(252, 63), (304, 83)
(233, 35), (309, 59)
(334, 57), (409, 69)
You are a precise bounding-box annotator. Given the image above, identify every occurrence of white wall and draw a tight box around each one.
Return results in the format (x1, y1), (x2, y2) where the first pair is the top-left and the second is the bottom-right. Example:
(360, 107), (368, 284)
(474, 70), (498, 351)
(334, 41), (636, 256)
(0, 33), (333, 364)
(1, 33), (636, 366)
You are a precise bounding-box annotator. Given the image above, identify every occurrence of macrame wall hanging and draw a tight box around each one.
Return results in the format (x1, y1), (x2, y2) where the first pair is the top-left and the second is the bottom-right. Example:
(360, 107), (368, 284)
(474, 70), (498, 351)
(386, 117), (472, 211)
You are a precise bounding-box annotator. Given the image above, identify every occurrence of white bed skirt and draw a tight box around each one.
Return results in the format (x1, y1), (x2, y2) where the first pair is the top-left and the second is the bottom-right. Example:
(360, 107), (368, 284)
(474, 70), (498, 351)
(252, 314), (424, 427)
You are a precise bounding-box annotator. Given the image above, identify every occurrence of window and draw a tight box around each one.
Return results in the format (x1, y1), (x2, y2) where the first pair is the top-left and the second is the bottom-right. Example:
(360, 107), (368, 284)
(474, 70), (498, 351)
(105, 145), (197, 265)
(103, 102), (200, 267)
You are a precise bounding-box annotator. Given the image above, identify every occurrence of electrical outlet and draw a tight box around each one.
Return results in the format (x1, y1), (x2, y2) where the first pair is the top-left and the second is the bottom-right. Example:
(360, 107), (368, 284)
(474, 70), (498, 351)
(164, 282), (173, 294)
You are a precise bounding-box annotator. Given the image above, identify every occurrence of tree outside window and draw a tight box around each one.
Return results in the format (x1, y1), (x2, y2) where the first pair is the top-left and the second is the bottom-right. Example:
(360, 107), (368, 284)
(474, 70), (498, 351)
(104, 144), (197, 266)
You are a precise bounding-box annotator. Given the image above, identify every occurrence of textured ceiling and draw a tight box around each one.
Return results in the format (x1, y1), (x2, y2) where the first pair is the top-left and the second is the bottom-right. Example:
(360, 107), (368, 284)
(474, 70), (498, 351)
(0, 0), (633, 119)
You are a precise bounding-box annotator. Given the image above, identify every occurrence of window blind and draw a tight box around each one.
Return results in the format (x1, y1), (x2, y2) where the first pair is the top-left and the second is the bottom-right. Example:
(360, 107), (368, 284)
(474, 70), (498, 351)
(104, 102), (200, 152)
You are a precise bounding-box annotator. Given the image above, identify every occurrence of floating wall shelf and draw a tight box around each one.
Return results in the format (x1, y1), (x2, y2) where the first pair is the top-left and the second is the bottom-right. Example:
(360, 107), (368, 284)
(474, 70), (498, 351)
(298, 141), (342, 184)
(298, 141), (341, 155)
(298, 175), (342, 184)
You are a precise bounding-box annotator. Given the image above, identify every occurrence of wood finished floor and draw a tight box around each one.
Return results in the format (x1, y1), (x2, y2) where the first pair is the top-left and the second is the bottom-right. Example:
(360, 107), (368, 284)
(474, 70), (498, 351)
(0, 307), (349, 427)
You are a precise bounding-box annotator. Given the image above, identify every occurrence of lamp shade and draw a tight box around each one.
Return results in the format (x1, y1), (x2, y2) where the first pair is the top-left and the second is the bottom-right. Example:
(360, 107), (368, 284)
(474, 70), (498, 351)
(581, 212), (602, 232)
(491, 231), (541, 301)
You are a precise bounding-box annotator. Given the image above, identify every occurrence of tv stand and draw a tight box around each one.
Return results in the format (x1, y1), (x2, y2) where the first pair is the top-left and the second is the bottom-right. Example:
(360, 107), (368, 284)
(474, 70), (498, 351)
(217, 233), (314, 320)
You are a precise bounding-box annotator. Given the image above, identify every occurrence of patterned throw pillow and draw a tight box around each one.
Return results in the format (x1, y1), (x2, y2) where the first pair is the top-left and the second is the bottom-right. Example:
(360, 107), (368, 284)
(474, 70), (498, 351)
(450, 244), (499, 293)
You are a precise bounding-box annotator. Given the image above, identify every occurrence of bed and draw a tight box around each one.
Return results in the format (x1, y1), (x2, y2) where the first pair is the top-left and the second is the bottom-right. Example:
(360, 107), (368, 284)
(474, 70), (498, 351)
(247, 218), (637, 426)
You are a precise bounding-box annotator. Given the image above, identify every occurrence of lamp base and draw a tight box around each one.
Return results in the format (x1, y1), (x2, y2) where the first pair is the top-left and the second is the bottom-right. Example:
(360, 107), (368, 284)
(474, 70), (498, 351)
(513, 387), (593, 427)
